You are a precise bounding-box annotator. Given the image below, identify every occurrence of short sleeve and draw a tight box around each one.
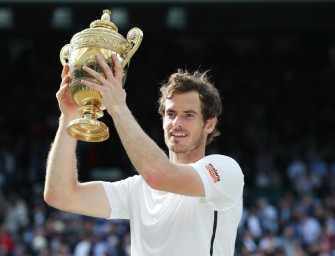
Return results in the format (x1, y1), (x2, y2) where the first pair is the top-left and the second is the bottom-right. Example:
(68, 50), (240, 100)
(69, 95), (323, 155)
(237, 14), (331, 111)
(102, 175), (140, 219)
(190, 154), (244, 211)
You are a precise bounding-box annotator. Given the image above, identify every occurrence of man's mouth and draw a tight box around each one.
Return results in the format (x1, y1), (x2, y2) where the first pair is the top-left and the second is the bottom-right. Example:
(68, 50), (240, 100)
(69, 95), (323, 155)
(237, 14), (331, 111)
(171, 132), (187, 138)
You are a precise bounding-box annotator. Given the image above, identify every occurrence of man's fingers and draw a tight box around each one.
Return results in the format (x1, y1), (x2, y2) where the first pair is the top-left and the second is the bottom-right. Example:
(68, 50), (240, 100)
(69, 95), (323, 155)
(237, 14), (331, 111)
(82, 54), (123, 89)
(61, 64), (70, 80)
(112, 53), (123, 82)
(56, 82), (69, 99)
(80, 79), (103, 94)
(95, 54), (114, 81)
(60, 74), (70, 88)
(83, 65), (106, 83)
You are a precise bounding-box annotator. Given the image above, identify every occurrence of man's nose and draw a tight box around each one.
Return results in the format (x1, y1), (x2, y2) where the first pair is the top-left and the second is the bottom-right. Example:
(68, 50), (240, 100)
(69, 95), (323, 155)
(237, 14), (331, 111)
(172, 115), (183, 127)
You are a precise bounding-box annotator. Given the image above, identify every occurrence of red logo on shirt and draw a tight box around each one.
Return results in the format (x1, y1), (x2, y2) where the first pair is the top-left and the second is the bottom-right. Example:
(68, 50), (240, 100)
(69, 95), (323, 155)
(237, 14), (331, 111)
(205, 164), (220, 183)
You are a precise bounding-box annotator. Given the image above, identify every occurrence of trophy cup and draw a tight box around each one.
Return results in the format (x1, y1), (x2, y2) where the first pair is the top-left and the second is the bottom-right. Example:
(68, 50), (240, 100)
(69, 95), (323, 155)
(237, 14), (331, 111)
(60, 10), (143, 142)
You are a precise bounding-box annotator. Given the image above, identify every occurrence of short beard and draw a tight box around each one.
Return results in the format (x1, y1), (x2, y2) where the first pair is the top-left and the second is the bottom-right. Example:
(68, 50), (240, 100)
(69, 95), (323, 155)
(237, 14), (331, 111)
(165, 133), (205, 154)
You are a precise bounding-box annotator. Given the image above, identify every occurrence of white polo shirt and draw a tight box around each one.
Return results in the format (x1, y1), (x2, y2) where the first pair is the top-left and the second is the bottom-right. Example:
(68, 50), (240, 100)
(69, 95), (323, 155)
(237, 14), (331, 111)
(102, 154), (244, 256)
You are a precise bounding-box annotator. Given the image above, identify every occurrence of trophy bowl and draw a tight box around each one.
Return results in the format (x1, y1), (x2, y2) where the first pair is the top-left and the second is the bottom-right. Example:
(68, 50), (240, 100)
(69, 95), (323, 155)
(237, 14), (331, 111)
(60, 10), (143, 142)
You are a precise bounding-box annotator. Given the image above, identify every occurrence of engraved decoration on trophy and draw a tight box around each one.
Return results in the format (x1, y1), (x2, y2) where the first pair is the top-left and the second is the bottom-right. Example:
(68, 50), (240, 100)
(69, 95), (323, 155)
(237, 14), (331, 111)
(60, 10), (143, 142)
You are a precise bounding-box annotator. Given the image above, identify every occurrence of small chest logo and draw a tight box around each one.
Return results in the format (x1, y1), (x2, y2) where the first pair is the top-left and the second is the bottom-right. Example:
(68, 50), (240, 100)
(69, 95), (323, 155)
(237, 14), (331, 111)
(205, 163), (221, 183)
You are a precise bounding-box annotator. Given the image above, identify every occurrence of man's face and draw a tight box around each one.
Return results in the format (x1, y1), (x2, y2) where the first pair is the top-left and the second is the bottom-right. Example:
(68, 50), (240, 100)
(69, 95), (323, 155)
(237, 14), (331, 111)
(163, 91), (211, 154)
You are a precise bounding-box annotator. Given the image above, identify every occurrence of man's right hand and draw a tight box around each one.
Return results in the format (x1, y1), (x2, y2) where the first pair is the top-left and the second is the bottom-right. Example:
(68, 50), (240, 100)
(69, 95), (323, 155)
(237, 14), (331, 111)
(56, 64), (81, 120)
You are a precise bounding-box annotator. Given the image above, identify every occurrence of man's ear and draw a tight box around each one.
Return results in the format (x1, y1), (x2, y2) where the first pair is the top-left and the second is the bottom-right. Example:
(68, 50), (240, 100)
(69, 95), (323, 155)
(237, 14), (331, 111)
(206, 117), (217, 133)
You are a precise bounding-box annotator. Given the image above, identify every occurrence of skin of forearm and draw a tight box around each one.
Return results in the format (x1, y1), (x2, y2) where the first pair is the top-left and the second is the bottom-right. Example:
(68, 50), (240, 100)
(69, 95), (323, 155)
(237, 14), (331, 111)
(110, 105), (172, 187)
(44, 115), (79, 208)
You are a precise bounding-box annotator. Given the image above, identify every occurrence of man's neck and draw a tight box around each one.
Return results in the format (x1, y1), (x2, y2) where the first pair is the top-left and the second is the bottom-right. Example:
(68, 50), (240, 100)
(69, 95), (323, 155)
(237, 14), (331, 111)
(169, 150), (205, 164)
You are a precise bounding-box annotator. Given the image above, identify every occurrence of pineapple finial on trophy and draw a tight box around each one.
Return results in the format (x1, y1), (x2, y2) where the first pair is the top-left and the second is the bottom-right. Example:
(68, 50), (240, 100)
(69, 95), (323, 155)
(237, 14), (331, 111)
(101, 9), (111, 21)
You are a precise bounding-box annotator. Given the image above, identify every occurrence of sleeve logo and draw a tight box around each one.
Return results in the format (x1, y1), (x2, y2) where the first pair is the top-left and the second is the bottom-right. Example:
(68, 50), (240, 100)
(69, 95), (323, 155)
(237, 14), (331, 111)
(205, 163), (221, 183)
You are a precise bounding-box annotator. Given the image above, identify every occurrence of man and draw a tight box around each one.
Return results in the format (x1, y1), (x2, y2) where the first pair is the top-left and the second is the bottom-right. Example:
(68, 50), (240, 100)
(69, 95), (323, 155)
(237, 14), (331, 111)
(44, 53), (244, 256)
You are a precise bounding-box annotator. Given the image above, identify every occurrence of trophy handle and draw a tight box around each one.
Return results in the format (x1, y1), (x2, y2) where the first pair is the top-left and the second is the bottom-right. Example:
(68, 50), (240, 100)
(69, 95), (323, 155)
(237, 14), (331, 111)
(121, 27), (143, 69)
(60, 44), (70, 66)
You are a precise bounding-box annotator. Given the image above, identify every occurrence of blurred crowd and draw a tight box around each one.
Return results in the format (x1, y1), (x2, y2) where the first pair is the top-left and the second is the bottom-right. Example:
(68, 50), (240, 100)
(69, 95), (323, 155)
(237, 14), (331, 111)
(0, 26), (334, 255)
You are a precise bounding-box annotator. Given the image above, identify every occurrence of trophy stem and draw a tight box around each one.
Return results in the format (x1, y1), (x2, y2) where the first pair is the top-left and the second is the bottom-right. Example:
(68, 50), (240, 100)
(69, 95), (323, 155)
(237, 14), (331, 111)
(80, 104), (104, 120)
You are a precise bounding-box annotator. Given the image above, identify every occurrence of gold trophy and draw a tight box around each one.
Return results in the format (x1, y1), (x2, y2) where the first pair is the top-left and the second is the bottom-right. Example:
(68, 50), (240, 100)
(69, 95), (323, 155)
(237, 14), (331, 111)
(60, 10), (143, 142)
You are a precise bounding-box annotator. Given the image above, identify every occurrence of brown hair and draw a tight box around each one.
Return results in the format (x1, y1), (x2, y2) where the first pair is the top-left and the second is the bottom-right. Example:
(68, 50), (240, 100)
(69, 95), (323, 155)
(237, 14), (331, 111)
(158, 69), (222, 144)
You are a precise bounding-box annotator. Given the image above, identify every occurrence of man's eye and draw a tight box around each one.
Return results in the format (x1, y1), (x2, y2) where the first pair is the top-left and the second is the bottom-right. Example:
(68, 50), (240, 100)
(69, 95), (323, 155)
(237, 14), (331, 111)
(166, 112), (175, 118)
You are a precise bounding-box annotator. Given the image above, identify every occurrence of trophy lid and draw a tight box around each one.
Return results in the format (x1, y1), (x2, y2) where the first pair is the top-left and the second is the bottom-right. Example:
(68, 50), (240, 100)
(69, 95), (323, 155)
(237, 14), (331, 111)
(60, 9), (143, 69)
(90, 9), (118, 32)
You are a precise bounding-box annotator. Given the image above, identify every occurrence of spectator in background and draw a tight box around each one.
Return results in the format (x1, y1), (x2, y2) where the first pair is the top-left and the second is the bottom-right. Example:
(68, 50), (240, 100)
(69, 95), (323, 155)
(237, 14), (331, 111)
(0, 225), (15, 256)
(299, 211), (321, 249)
(257, 197), (278, 234)
(310, 154), (328, 179)
(291, 243), (307, 256)
(281, 225), (301, 256)
(286, 156), (307, 184)
(258, 230), (282, 255)
(241, 229), (258, 255)
(245, 206), (263, 242)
